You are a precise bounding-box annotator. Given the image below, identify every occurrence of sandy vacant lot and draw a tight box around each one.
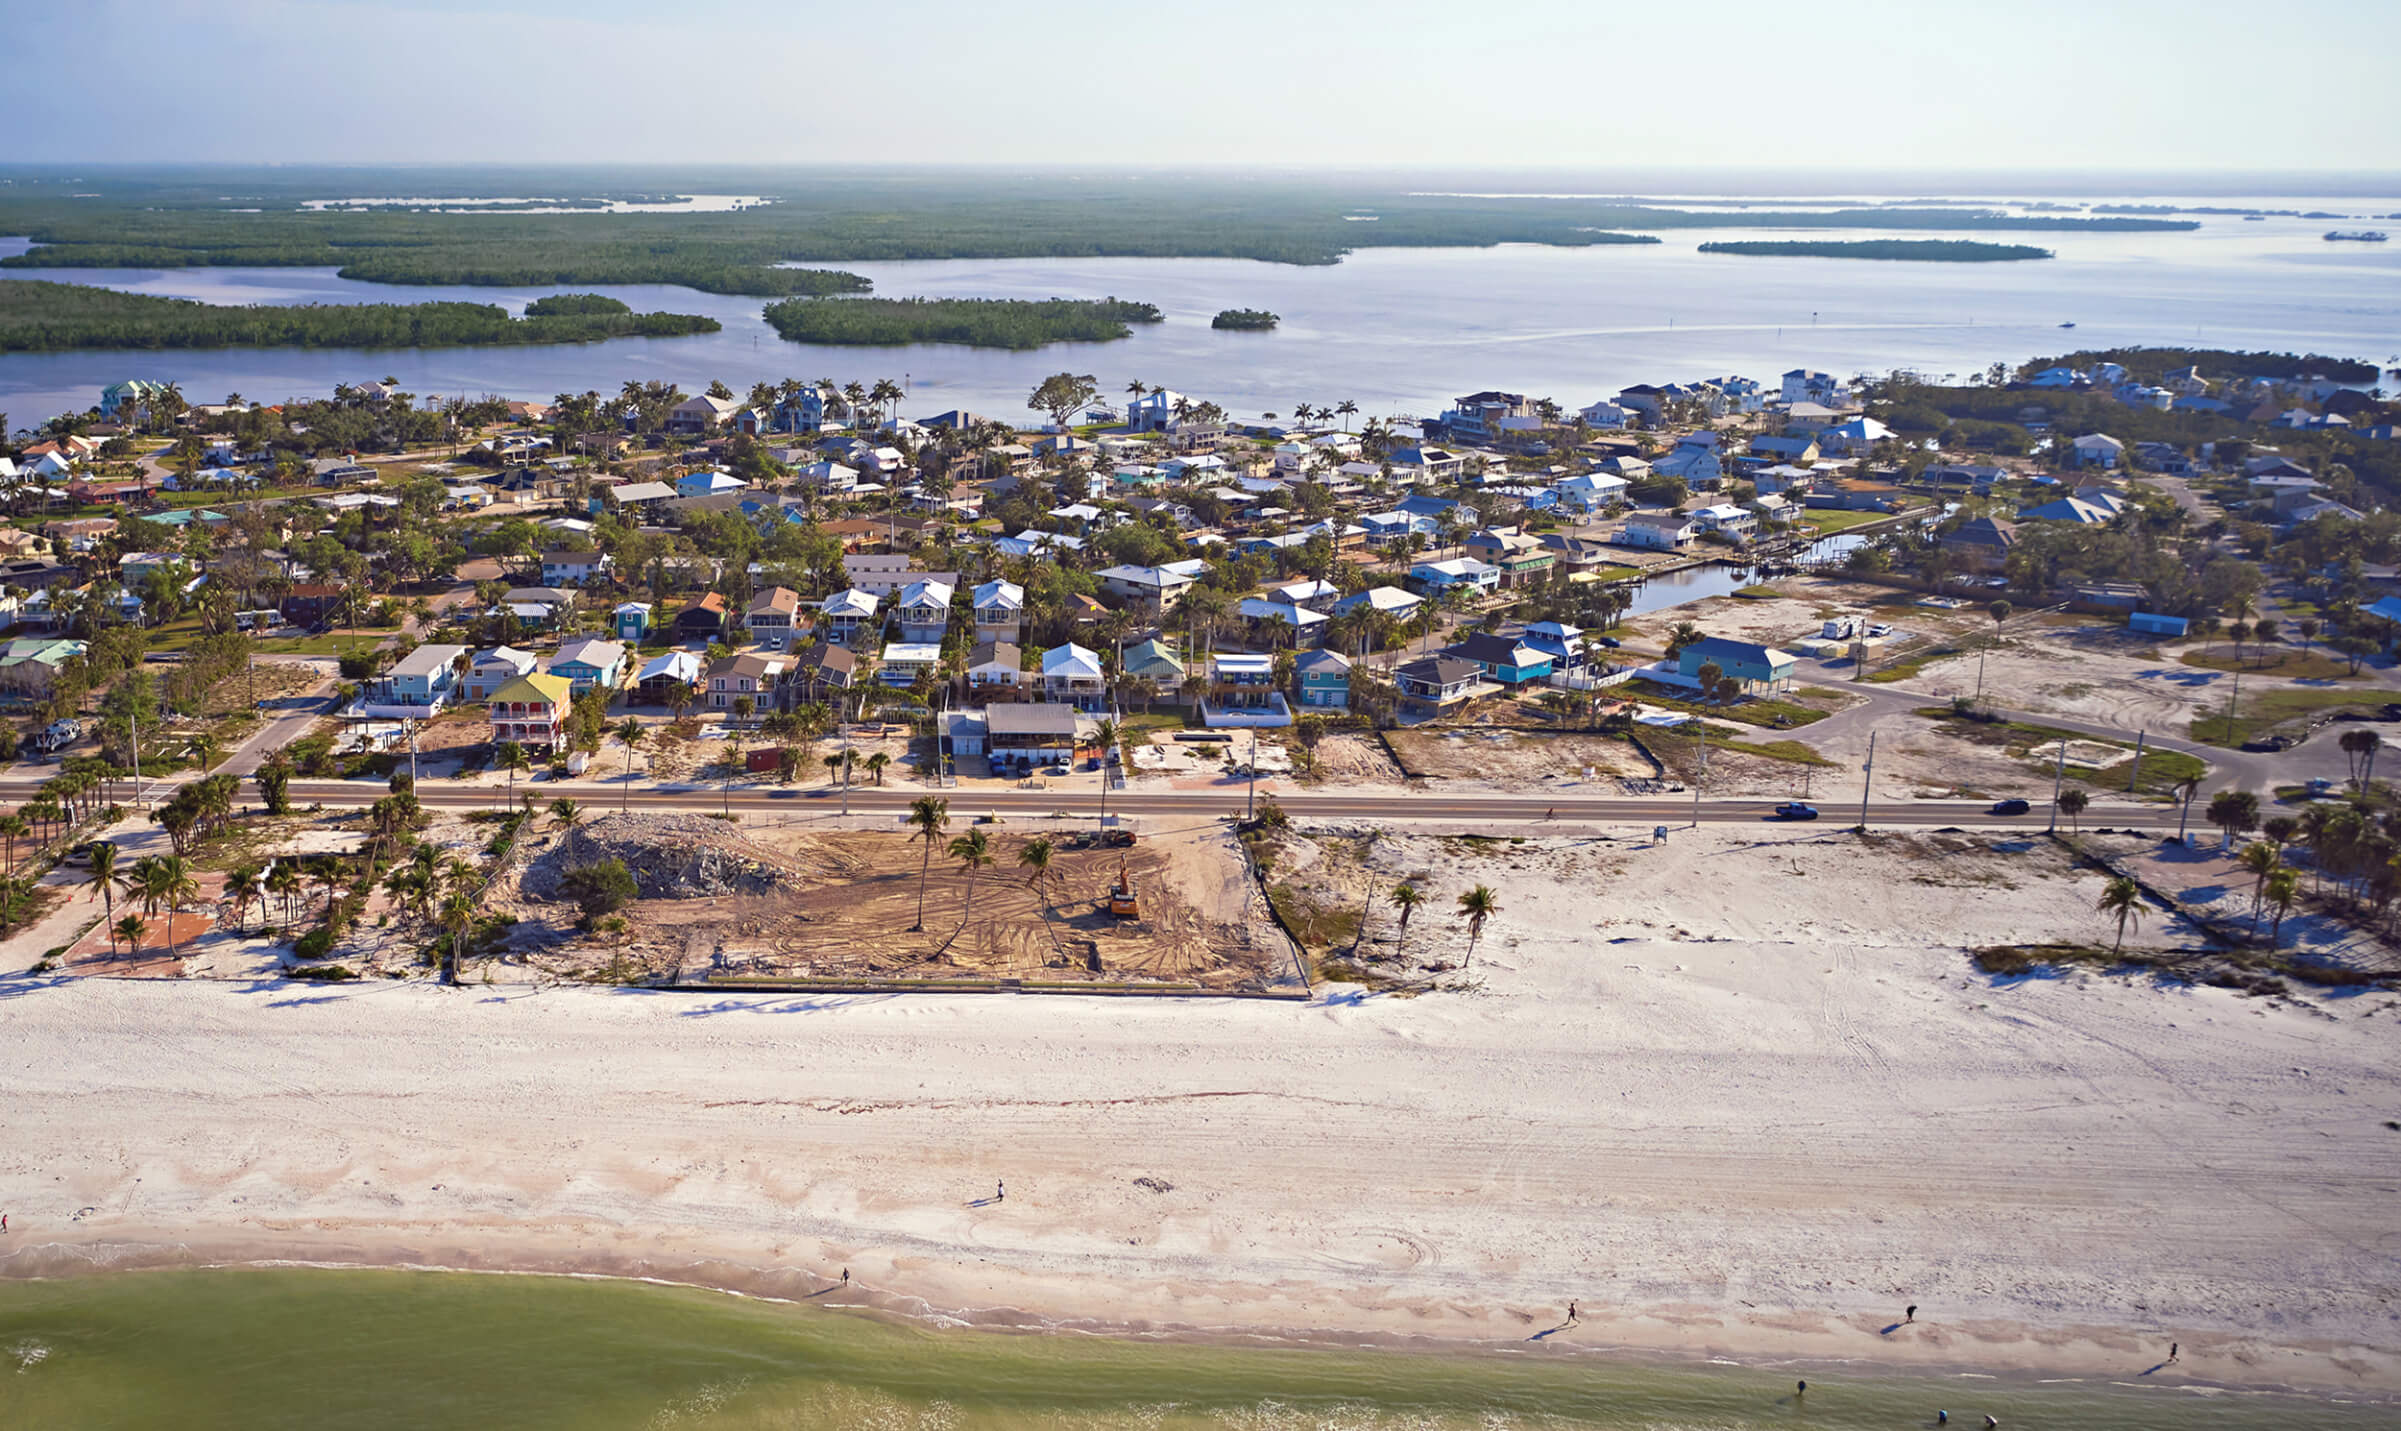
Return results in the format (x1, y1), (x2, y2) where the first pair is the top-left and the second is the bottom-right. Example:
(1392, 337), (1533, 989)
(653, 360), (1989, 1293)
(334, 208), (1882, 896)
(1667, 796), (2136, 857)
(4, 824), (2394, 1396)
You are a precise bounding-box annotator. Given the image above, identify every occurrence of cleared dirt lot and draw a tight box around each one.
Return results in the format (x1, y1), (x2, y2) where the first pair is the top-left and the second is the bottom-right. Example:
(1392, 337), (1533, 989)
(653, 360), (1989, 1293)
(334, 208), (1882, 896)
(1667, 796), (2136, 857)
(1384, 727), (1656, 785)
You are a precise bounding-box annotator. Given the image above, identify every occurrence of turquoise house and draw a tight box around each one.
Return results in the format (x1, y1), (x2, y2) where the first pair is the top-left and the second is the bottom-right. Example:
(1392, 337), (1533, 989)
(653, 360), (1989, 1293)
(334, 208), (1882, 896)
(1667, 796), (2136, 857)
(615, 602), (654, 642)
(1294, 649), (1351, 709)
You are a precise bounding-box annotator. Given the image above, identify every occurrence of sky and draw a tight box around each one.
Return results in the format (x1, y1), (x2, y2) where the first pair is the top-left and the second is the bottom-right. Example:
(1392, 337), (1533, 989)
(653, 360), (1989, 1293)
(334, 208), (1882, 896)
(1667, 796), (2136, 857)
(7, 0), (2399, 175)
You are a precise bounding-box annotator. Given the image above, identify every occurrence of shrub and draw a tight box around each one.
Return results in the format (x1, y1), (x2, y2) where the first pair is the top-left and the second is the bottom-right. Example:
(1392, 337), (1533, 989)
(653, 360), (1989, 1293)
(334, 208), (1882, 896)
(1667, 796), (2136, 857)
(293, 926), (337, 960)
(559, 858), (639, 927)
(286, 963), (358, 982)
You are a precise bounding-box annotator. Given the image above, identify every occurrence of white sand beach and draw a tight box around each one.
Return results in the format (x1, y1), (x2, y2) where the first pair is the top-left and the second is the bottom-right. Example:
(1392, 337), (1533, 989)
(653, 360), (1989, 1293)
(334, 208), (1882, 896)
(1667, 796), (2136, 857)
(2, 825), (2396, 1396)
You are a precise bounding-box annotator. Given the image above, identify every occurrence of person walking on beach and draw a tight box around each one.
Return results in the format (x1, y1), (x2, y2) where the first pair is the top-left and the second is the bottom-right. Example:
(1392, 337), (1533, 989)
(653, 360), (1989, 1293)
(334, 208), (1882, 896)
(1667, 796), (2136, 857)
(2168, 1342), (2178, 1363)
(1566, 1300), (1577, 1324)
(1794, 1380), (1806, 1398)
(841, 1268), (849, 1285)
(1905, 1303), (1917, 1323)
(996, 1180), (1005, 1203)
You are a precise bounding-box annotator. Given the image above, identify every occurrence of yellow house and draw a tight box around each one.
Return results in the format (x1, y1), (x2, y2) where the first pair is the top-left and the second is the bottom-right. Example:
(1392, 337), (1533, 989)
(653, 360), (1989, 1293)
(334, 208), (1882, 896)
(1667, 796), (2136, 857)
(488, 672), (575, 748)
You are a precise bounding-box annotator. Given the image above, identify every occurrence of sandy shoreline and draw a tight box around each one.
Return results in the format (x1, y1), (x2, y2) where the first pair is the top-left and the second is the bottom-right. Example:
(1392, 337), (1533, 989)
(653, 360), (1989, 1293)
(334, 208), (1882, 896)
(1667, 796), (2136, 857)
(5, 828), (2398, 1403)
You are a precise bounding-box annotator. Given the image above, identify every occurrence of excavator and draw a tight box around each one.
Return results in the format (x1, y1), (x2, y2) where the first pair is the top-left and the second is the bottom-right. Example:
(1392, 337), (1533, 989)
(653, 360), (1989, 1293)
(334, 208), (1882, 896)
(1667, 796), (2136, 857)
(1107, 857), (1140, 919)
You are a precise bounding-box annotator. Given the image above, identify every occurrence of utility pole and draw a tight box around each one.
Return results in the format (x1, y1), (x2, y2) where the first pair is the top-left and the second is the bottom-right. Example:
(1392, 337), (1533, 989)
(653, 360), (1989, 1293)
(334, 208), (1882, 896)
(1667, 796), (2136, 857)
(129, 700), (143, 808)
(2125, 730), (2146, 794)
(1856, 730), (1875, 830)
(2047, 735), (2069, 832)
(839, 695), (852, 820)
(1691, 730), (1707, 828)
(1246, 730), (1259, 821)
(2225, 670), (2243, 746)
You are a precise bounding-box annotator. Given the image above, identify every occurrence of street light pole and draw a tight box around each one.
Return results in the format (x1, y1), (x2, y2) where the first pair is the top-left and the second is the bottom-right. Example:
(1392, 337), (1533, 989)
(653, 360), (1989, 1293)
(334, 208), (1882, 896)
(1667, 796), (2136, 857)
(2047, 735), (2069, 833)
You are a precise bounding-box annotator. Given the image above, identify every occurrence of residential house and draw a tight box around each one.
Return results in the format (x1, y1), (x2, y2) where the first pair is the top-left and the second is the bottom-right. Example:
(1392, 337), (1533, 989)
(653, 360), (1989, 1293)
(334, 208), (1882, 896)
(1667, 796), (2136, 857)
(1124, 388), (1184, 431)
(838, 554), (961, 599)
(1202, 652), (1292, 727)
(613, 602), (653, 642)
(1236, 597), (1329, 645)
(1675, 637), (1796, 694)
(2017, 495), (2120, 525)
(364, 643), (466, 716)
(0, 638), (86, 699)
(705, 652), (785, 713)
(541, 549), (611, 586)
(777, 641), (851, 708)
(1751, 463), (1818, 497)
(603, 480), (677, 513)
(1615, 385), (1666, 420)
(878, 642), (944, 689)
(1553, 472), (1630, 512)
(1749, 434), (1821, 465)
(487, 672), (575, 748)
(894, 578), (955, 643)
(971, 579), (1024, 643)
(979, 703), (1089, 767)
(1039, 642), (1107, 710)
(1293, 648), (1352, 709)
(667, 393), (740, 434)
(1690, 503), (1758, 542)
(2068, 433), (2126, 469)
(818, 588), (880, 647)
(1443, 632), (1553, 687)
(672, 592), (730, 643)
(1436, 391), (1532, 444)
(632, 650), (702, 706)
(1387, 446), (1467, 484)
(1334, 585), (1425, 623)
(1816, 416), (1893, 454)
(1394, 655), (1480, 715)
(281, 583), (347, 626)
(1409, 557), (1501, 595)
(1122, 636), (1188, 696)
(1578, 399), (1633, 429)
(675, 469), (749, 500)
(1941, 516), (2019, 573)
(1802, 477), (1906, 513)
(1618, 511), (1699, 550)
(1359, 509), (1442, 546)
(1521, 621), (1591, 671)
(462, 646), (539, 701)
(1781, 369), (1852, 406)
(746, 587), (803, 648)
(964, 640), (1024, 698)
(547, 638), (628, 695)
(1096, 563), (1195, 615)
(1461, 527), (1554, 587)
(1653, 435), (1724, 487)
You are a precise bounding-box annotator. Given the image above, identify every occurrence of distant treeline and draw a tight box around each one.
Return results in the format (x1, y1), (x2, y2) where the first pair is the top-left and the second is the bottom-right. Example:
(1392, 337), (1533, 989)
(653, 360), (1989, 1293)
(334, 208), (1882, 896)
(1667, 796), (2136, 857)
(0, 183), (2195, 294)
(2036, 346), (2380, 383)
(1212, 308), (1279, 330)
(761, 296), (1164, 349)
(1699, 240), (2052, 262)
(0, 280), (720, 352)
(520, 293), (633, 317)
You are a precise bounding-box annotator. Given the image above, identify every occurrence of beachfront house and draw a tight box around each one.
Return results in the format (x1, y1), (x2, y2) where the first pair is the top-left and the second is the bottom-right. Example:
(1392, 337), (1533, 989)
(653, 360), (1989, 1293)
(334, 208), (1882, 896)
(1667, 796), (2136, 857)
(964, 640), (1024, 697)
(488, 672), (575, 749)
(894, 578), (955, 643)
(746, 587), (804, 648)
(1039, 642), (1108, 710)
(463, 646), (539, 702)
(1442, 632), (1553, 688)
(363, 642), (467, 716)
(1293, 648), (1352, 709)
(632, 650), (703, 705)
(1394, 655), (1480, 716)
(819, 588), (881, 647)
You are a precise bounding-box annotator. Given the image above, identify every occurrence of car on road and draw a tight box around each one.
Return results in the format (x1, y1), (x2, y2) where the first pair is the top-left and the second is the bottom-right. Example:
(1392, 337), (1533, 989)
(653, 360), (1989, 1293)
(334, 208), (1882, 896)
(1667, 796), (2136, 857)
(1989, 798), (2031, 816)
(1866, 623), (1892, 637)
(1772, 802), (1819, 821)
(1595, 635), (1621, 648)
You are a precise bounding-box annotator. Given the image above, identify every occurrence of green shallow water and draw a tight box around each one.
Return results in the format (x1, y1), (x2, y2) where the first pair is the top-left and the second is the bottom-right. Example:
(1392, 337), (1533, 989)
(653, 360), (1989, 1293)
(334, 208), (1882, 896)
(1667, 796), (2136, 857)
(0, 1268), (2380, 1430)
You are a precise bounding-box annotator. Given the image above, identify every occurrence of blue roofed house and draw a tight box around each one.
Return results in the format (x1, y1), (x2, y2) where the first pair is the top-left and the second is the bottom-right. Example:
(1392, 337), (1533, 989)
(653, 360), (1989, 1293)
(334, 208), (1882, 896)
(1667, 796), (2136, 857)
(1675, 636), (1797, 695)
(1293, 649), (1351, 709)
(675, 469), (750, 500)
(1521, 621), (1590, 671)
(547, 638), (628, 696)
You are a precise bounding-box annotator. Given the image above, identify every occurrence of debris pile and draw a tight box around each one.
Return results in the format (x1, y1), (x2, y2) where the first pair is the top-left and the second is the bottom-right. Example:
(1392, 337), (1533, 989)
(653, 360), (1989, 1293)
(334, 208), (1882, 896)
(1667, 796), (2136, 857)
(521, 813), (793, 901)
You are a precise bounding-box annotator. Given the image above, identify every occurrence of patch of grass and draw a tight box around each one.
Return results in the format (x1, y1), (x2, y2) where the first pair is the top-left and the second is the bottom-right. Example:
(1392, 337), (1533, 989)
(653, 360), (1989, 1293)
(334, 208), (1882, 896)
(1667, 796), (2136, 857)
(1915, 709), (2206, 795)
(1628, 681), (1828, 728)
(254, 631), (387, 658)
(2189, 688), (2394, 749)
(2178, 644), (2355, 681)
(1719, 736), (1837, 766)
(1863, 644), (1965, 683)
(1265, 882), (1359, 952)
(1733, 585), (1783, 600)
(1800, 507), (1910, 534)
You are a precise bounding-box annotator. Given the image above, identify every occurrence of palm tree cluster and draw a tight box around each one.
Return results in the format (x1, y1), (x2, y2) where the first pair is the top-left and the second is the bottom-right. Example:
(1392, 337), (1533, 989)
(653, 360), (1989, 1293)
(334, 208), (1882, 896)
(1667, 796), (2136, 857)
(1371, 880), (1502, 971)
(148, 772), (243, 856)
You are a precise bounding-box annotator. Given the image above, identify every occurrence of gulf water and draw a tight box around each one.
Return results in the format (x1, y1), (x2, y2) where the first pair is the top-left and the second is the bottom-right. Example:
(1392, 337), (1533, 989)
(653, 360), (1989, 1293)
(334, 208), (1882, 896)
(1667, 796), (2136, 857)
(0, 1268), (2382, 1429)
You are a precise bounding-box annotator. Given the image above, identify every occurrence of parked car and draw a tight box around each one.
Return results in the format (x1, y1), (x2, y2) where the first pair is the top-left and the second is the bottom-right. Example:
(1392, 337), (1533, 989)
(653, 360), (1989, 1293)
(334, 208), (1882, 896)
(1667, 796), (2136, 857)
(1772, 802), (1819, 821)
(1596, 635), (1621, 649)
(1989, 798), (2031, 816)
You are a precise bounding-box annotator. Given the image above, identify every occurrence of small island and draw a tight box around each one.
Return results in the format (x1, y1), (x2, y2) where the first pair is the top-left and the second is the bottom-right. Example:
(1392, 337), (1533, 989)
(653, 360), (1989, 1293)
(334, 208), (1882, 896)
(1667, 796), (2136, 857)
(761, 295), (1164, 350)
(1698, 240), (2054, 262)
(0, 280), (721, 353)
(1212, 307), (1280, 331)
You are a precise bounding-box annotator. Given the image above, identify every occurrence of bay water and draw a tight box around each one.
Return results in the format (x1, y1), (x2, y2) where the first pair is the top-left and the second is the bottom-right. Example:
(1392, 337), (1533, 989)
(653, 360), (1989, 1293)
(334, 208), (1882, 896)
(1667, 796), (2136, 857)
(0, 1267), (2382, 1429)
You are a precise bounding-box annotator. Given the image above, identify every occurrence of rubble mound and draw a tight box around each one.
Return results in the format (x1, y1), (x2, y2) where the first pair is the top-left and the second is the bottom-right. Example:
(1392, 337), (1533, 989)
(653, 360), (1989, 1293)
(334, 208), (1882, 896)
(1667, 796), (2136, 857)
(522, 812), (793, 901)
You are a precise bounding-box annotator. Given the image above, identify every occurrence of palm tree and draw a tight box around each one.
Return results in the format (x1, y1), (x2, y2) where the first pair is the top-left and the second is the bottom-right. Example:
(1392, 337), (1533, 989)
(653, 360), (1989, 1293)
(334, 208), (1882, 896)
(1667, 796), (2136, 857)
(2097, 875), (2145, 954)
(549, 797), (584, 860)
(823, 752), (846, 785)
(1336, 399), (1357, 432)
(267, 859), (302, 927)
(226, 863), (265, 935)
(86, 838), (118, 915)
(1018, 835), (1057, 949)
(2173, 774), (2203, 842)
(0, 813), (24, 873)
(2264, 867), (2300, 947)
(189, 732), (222, 772)
(865, 751), (891, 786)
(2056, 788), (2088, 833)
(1093, 718), (1118, 831)
(1387, 884), (1423, 961)
(440, 890), (477, 984)
(947, 828), (995, 935)
(152, 854), (200, 961)
(497, 740), (529, 810)
(1455, 884), (1499, 968)
(616, 718), (644, 813)
(908, 795), (950, 932)
(2237, 841), (2282, 928)
(113, 913), (146, 959)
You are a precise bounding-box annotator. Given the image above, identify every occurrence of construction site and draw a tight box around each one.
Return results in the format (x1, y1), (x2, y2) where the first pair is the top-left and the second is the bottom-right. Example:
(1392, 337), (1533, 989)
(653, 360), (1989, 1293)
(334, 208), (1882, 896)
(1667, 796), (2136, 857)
(498, 812), (1303, 993)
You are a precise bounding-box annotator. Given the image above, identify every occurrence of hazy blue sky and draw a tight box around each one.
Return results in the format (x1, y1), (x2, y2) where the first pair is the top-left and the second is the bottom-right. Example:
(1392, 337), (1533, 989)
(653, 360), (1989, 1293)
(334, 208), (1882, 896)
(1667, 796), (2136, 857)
(10, 0), (2398, 171)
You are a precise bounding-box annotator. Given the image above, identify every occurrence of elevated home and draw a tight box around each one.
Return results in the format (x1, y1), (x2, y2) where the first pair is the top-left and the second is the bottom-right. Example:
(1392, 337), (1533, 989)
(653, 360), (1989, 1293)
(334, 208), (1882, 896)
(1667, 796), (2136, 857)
(1095, 563), (1194, 615)
(1039, 642), (1107, 710)
(667, 393), (740, 434)
(1653, 436), (1723, 487)
(1674, 637), (1796, 694)
(1268, 578), (1343, 612)
(463, 646), (538, 702)
(971, 579), (1023, 643)
(1236, 597), (1329, 645)
(541, 549), (611, 586)
(1941, 516), (2018, 573)
(1578, 400), (1633, 429)
(981, 703), (1089, 767)
(0, 637), (85, 699)
(878, 642), (944, 688)
(1781, 369), (1851, 406)
(633, 650), (702, 705)
(672, 592), (730, 643)
(1335, 585), (1424, 622)
(1554, 472), (1629, 511)
(1816, 416), (1892, 455)
(1121, 636), (1187, 694)
(488, 672), (575, 749)
(362, 642), (467, 717)
(675, 469), (748, 500)
(1618, 511), (1698, 550)
(614, 602), (653, 642)
(2068, 433), (2125, 469)
(1462, 528), (1553, 587)
(1202, 652), (1291, 727)
(1437, 391), (1532, 444)
(1443, 632), (1552, 687)
(1690, 503), (1757, 542)
(787, 641), (857, 706)
(1387, 445), (1466, 484)
(1409, 558), (1500, 596)
(818, 588), (880, 647)
(964, 640), (1023, 697)
(1395, 655), (1479, 716)
(894, 578), (954, 643)
(1125, 388), (1184, 431)
(548, 638), (628, 695)
(746, 587), (803, 648)
(603, 480), (677, 513)
(1803, 477), (1904, 513)
(1749, 434), (1821, 465)
(705, 652), (785, 712)
(839, 555), (962, 599)
(281, 584), (346, 627)
(1521, 621), (1591, 671)
(1751, 463), (1818, 497)
(1293, 648), (1351, 709)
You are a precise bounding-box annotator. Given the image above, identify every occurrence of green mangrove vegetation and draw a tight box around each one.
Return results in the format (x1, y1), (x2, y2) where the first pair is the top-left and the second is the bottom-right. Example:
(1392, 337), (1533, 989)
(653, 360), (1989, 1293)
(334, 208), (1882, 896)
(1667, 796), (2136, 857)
(519, 293), (634, 317)
(761, 296), (1164, 349)
(0, 280), (720, 352)
(1699, 239), (2054, 261)
(1212, 307), (1280, 330)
